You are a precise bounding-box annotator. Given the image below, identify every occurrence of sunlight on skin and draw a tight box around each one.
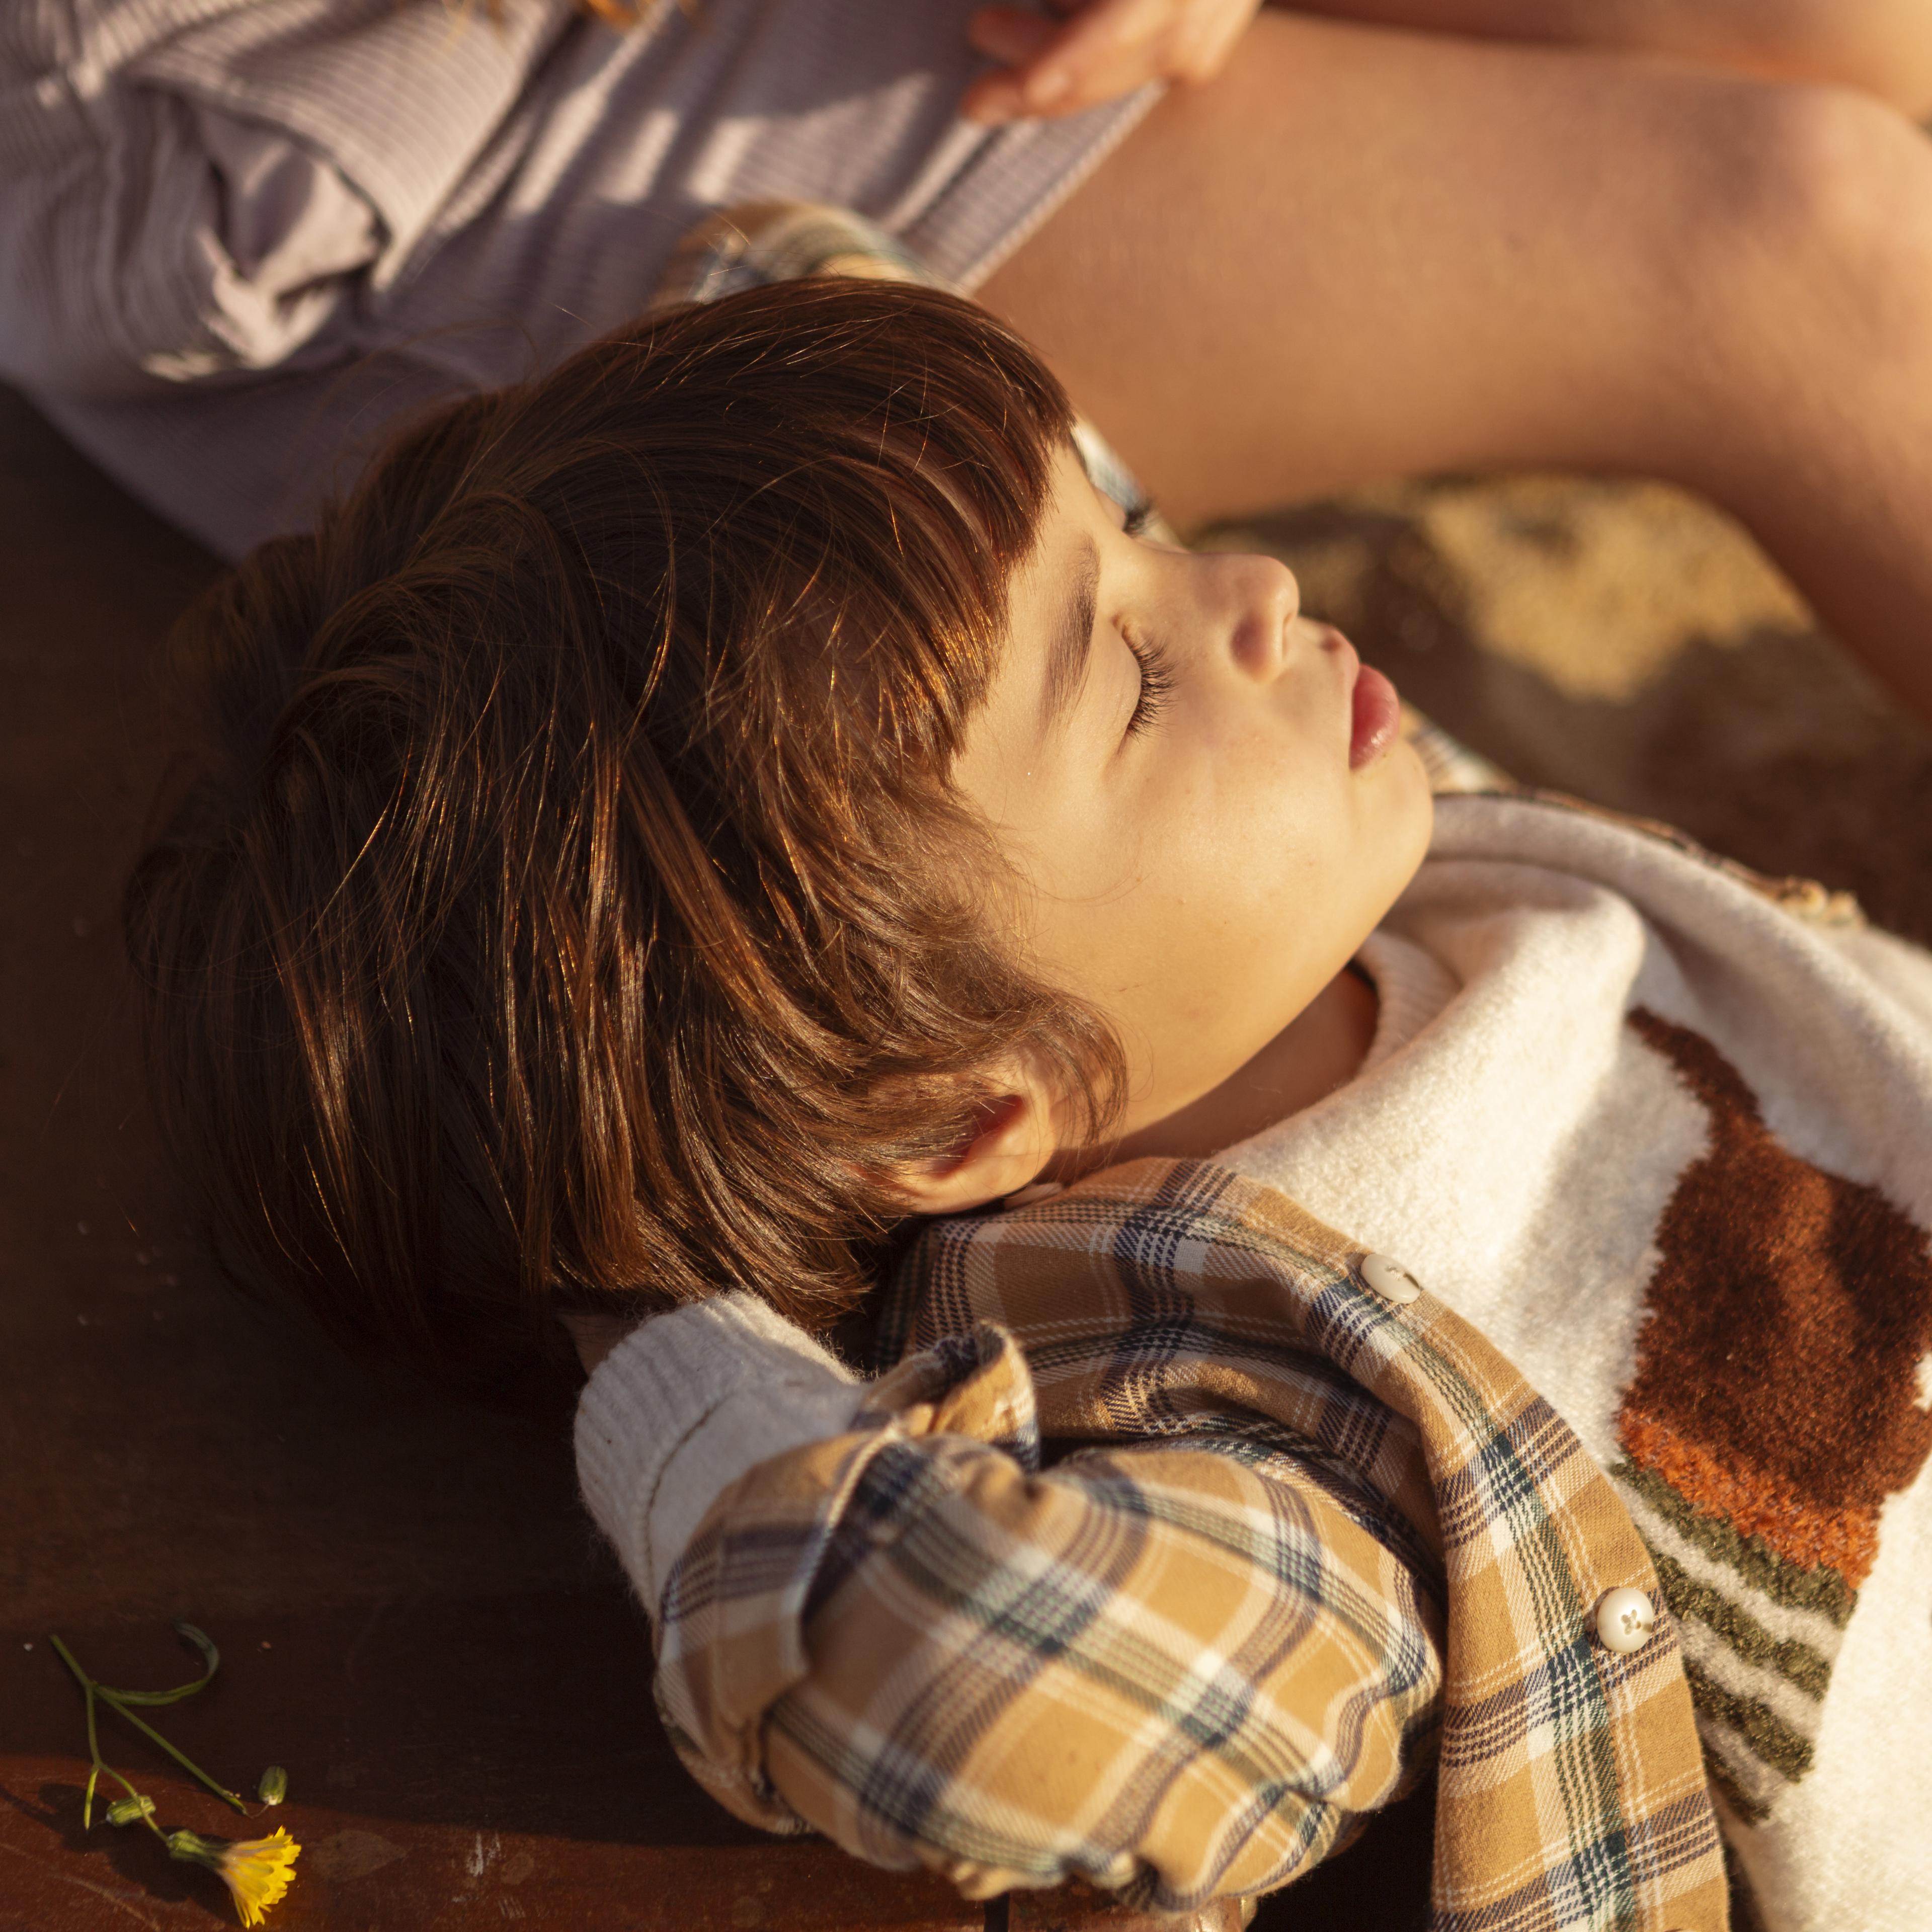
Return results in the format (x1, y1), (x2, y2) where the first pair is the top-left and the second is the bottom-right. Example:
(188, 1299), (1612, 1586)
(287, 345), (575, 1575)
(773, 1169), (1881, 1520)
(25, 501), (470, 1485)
(899, 444), (1432, 1214)
(564, 446), (1433, 1370)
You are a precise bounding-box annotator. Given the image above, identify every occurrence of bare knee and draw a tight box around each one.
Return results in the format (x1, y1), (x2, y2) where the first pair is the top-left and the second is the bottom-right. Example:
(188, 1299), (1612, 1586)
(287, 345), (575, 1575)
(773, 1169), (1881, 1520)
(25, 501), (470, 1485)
(1652, 79), (1932, 458)
(1705, 82), (1931, 292)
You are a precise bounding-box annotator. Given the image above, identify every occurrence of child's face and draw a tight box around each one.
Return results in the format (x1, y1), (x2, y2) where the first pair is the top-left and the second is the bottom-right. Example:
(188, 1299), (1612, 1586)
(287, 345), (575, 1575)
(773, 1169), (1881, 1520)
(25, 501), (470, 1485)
(953, 446), (1433, 1144)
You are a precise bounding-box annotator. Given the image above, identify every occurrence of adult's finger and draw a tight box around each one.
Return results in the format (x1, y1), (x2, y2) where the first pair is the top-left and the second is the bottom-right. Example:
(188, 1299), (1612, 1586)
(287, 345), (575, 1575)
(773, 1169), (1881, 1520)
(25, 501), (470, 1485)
(963, 0), (1175, 123)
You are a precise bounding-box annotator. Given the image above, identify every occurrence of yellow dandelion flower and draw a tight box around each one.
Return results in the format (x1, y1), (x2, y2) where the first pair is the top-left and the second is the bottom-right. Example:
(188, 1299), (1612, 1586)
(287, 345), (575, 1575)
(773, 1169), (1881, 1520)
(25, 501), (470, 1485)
(167, 1827), (300, 1926)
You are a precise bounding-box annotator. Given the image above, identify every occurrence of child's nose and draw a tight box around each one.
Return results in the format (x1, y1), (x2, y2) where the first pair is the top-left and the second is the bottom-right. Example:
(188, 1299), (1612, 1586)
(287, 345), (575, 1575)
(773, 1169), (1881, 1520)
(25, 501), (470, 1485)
(1225, 555), (1301, 680)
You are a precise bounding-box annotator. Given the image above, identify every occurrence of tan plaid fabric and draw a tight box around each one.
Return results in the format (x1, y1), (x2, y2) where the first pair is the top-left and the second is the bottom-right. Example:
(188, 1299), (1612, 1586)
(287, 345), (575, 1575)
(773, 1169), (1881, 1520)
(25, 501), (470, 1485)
(654, 1161), (1728, 1927)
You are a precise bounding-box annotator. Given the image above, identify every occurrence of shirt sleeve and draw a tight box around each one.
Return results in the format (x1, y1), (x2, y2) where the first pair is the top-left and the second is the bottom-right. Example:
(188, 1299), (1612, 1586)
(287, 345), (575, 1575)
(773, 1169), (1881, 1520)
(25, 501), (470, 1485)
(582, 1298), (1445, 1914)
(0, 0), (566, 401)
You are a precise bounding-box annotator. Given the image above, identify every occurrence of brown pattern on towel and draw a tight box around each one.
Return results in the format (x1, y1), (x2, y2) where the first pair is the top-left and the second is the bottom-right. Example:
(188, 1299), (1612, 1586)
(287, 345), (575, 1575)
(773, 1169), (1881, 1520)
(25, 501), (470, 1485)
(1611, 1008), (1932, 1821)
(1622, 1008), (1932, 1586)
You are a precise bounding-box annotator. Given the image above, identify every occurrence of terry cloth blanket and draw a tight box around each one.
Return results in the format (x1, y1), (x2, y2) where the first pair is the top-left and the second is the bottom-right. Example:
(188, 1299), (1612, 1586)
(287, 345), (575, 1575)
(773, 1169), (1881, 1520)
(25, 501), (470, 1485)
(577, 792), (1932, 1932)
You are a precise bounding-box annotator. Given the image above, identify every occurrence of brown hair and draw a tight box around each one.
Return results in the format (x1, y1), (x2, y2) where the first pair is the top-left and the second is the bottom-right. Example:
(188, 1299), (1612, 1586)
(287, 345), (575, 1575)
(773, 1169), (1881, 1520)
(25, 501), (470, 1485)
(125, 279), (1122, 1398)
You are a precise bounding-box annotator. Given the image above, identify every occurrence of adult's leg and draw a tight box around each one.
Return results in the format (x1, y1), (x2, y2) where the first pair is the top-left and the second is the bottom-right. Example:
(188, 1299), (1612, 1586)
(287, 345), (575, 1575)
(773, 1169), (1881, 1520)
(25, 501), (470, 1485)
(977, 12), (1932, 716)
(1283, 0), (1932, 117)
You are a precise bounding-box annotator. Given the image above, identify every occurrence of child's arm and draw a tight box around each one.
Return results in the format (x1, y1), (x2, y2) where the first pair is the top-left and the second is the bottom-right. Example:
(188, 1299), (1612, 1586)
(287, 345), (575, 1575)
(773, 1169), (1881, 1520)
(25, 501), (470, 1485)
(577, 1294), (1442, 1909)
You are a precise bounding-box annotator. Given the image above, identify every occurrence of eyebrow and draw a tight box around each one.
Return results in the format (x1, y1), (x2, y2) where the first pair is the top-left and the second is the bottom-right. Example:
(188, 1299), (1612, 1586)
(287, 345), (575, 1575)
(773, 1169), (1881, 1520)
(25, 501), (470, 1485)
(1038, 534), (1099, 736)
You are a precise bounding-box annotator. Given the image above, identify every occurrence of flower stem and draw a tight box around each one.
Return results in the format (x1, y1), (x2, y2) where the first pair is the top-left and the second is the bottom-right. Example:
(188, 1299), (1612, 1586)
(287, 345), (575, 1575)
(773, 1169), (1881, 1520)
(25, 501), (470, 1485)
(49, 1634), (246, 1819)
(50, 1638), (168, 1841)
(94, 1689), (247, 1814)
(82, 1686), (100, 1830)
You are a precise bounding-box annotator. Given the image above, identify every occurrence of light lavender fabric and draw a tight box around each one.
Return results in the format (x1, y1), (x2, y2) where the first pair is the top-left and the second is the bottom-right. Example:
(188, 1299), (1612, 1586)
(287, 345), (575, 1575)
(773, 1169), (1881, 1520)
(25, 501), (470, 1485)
(0, 0), (1158, 555)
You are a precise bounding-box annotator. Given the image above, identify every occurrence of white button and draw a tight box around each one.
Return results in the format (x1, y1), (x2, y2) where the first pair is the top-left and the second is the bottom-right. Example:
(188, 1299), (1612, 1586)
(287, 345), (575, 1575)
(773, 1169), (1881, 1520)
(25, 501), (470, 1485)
(1359, 1252), (1423, 1305)
(1593, 1587), (1658, 1654)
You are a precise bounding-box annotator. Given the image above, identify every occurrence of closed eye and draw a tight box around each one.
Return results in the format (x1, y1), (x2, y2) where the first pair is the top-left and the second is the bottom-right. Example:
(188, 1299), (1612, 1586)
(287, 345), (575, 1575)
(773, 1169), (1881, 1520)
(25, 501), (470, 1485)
(1123, 627), (1175, 739)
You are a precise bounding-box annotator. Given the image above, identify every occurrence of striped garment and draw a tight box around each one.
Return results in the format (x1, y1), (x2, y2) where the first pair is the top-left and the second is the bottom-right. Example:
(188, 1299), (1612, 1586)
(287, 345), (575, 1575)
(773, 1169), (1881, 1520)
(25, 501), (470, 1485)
(649, 1161), (1729, 1929)
(1, 0), (1157, 556)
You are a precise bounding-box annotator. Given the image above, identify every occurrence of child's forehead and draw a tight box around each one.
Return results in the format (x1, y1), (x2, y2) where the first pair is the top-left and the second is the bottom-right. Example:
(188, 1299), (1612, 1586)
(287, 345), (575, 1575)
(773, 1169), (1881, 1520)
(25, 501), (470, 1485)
(966, 448), (1109, 775)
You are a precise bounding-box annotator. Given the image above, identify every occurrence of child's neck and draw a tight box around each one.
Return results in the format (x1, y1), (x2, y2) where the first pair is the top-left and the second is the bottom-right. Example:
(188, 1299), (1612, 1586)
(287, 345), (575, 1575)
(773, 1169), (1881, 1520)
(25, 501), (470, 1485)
(1102, 963), (1379, 1167)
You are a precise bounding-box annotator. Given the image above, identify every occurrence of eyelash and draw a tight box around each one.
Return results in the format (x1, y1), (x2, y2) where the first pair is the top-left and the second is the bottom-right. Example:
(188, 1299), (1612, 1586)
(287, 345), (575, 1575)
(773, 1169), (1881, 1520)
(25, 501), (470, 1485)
(1123, 627), (1175, 738)
(1121, 496), (1155, 538)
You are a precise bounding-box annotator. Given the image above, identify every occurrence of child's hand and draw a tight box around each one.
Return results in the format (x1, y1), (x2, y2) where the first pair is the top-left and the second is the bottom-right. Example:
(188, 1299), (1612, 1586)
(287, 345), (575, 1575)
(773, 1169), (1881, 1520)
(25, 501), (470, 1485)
(962, 0), (1262, 124)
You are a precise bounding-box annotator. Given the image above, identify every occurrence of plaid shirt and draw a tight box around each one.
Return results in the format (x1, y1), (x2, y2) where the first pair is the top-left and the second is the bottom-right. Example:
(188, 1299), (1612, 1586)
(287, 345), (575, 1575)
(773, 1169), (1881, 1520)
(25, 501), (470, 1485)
(652, 1161), (1728, 1927)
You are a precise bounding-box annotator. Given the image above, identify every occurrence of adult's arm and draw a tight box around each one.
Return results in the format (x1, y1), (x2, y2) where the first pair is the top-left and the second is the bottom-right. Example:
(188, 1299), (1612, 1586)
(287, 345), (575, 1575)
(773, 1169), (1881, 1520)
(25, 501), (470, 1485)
(576, 1292), (1443, 1911)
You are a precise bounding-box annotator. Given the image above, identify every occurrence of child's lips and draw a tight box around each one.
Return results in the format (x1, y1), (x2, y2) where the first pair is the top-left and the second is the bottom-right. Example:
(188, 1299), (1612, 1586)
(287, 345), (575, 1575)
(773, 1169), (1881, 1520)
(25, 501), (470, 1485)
(1313, 620), (1400, 768)
(1345, 650), (1401, 769)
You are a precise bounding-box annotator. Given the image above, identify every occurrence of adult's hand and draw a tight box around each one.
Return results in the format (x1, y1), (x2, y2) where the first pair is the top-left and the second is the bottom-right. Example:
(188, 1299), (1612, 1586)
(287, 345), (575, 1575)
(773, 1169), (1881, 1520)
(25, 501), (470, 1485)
(962, 0), (1262, 123)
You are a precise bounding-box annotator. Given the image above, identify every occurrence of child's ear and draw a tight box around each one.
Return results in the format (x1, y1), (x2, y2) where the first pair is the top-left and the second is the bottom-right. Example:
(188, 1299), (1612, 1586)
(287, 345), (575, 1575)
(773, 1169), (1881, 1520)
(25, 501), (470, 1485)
(889, 1081), (1061, 1217)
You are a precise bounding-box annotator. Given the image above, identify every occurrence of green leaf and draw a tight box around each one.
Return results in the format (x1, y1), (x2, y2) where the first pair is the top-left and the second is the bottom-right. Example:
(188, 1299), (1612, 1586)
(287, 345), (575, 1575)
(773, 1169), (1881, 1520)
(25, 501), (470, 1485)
(101, 1622), (221, 1707)
(172, 1623), (219, 1677)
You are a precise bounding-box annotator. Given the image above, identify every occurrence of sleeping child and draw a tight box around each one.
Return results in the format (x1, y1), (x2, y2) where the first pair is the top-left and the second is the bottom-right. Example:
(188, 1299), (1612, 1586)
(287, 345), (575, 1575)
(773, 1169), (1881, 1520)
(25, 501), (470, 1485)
(123, 272), (1932, 1932)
